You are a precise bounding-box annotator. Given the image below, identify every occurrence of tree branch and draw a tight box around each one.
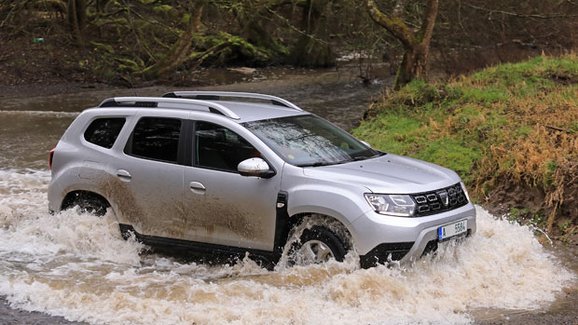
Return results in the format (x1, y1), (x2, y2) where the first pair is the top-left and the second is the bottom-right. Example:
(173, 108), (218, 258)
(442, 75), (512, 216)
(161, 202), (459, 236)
(366, 0), (416, 48)
(465, 3), (578, 19)
(419, 0), (439, 43)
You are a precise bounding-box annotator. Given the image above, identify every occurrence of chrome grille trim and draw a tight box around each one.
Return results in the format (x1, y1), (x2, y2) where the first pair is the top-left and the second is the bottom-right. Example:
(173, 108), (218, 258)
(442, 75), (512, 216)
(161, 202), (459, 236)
(411, 183), (468, 217)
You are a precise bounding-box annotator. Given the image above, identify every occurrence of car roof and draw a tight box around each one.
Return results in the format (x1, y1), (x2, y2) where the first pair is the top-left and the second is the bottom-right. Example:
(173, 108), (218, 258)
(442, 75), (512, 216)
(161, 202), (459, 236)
(211, 100), (309, 123)
(97, 92), (310, 123)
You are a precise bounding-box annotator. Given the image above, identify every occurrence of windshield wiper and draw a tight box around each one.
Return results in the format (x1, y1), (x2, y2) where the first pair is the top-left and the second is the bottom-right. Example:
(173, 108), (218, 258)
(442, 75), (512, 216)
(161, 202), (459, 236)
(299, 158), (353, 167)
(351, 151), (385, 161)
(298, 161), (336, 167)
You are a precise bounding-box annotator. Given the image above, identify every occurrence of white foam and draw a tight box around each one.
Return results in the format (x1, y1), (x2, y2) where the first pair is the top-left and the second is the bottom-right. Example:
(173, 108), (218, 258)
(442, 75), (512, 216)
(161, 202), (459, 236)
(0, 169), (575, 324)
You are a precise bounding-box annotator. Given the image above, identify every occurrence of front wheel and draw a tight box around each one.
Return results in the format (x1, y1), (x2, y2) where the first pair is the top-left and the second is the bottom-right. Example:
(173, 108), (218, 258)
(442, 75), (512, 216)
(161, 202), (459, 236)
(289, 225), (349, 265)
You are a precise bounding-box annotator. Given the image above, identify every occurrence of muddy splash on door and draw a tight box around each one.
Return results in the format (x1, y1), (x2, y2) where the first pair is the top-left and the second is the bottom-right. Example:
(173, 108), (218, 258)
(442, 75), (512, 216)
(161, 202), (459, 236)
(0, 169), (574, 325)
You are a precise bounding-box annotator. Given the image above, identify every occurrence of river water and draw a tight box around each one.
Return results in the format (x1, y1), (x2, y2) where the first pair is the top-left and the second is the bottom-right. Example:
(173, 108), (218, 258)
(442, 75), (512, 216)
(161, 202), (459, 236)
(0, 69), (576, 324)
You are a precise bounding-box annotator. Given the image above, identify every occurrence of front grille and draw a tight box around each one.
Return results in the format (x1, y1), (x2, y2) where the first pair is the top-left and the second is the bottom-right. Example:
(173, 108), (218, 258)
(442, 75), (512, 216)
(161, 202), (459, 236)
(411, 183), (468, 217)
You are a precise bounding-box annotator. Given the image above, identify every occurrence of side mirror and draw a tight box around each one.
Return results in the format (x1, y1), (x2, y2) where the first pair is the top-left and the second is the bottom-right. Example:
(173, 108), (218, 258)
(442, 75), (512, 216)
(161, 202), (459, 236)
(237, 158), (276, 178)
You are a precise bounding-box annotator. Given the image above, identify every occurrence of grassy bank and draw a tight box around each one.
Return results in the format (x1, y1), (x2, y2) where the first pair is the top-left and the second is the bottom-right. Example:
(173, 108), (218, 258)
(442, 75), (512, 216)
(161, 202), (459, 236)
(353, 55), (578, 241)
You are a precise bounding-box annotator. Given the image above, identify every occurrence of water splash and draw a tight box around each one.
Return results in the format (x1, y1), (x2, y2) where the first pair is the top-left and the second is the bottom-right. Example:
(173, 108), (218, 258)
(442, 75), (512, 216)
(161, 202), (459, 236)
(0, 169), (574, 325)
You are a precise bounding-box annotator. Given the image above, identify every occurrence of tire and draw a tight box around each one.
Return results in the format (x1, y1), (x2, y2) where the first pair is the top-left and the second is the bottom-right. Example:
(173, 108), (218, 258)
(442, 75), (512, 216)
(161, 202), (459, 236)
(63, 192), (109, 217)
(289, 225), (349, 265)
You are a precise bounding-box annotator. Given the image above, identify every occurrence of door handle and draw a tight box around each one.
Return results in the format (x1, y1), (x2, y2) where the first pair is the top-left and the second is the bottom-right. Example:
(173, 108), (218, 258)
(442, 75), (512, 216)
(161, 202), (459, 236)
(189, 181), (206, 194)
(116, 169), (132, 182)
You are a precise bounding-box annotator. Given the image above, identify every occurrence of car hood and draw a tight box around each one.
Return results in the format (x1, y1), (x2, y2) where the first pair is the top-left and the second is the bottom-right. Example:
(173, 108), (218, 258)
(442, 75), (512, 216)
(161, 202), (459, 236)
(302, 154), (460, 194)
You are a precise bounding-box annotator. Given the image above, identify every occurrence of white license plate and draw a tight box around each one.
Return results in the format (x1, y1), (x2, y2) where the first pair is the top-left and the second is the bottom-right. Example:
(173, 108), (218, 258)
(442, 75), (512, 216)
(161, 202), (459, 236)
(438, 219), (467, 241)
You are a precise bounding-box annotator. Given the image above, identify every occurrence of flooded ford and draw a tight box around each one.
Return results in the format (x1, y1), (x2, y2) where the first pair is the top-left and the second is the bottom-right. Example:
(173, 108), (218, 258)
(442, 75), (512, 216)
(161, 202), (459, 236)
(0, 71), (576, 324)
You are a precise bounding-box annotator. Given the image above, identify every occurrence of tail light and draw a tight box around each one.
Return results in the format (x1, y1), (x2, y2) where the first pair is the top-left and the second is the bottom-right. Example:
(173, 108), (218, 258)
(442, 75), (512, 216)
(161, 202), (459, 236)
(48, 148), (55, 170)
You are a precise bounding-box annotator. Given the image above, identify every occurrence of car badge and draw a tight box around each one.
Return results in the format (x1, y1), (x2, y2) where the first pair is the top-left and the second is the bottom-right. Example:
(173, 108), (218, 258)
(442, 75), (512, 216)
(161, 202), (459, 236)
(438, 190), (449, 206)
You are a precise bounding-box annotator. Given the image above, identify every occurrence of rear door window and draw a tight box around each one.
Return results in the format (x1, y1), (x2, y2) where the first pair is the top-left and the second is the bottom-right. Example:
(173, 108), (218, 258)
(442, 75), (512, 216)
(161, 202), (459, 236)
(125, 117), (182, 164)
(84, 118), (126, 149)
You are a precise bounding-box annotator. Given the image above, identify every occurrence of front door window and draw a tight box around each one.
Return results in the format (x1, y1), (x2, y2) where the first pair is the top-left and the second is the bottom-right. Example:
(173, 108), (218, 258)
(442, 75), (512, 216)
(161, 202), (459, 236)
(194, 121), (260, 172)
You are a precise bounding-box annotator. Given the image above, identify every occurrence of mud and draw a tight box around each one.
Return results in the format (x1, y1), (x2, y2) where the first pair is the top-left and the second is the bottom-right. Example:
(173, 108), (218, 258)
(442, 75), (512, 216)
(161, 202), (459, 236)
(183, 198), (262, 240)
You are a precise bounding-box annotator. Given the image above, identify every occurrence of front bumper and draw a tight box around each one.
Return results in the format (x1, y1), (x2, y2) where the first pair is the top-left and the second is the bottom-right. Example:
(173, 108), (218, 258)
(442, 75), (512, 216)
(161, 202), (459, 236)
(351, 203), (477, 267)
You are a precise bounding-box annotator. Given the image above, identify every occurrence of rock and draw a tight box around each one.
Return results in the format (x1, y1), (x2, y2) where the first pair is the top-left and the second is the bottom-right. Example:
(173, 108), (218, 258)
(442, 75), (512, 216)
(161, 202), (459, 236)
(227, 67), (257, 75)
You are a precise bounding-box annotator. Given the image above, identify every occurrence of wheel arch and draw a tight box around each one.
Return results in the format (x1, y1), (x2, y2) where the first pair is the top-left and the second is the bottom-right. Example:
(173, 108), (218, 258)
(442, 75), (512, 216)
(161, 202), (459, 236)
(287, 212), (354, 250)
(61, 190), (111, 215)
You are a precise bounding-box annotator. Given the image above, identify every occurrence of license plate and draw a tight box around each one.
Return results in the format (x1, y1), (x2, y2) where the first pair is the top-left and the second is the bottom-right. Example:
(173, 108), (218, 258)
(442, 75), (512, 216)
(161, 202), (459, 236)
(438, 219), (467, 241)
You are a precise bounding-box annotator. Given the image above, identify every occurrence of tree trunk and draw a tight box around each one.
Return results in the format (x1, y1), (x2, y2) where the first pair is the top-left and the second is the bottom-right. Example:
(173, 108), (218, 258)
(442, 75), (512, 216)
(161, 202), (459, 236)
(141, 4), (204, 79)
(366, 0), (439, 89)
(67, 0), (86, 47)
(397, 44), (429, 88)
(234, 1), (288, 63)
(289, 0), (335, 67)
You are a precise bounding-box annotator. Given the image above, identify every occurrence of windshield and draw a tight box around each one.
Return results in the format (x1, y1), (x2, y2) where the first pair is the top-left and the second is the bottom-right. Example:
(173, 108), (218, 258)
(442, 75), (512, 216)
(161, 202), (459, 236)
(244, 115), (382, 167)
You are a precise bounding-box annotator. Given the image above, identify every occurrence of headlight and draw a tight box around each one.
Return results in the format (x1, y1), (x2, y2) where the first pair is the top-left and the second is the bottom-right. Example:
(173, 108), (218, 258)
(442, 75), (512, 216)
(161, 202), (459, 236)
(460, 182), (471, 202)
(364, 194), (416, 217)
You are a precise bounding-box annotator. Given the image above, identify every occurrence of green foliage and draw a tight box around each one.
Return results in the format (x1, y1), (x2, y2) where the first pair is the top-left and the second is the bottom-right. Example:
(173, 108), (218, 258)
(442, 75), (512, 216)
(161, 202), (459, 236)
(415, 138), (481, 182)
(507, 207), (546, 228)
(507, 207), (531, 223)
(190, 32), (279, 66)
(543, 160), (558, 188)
(353, 113), (425, 155)
(460, 87), (508, 104)
(387, 80), (448, 108)
(152, 5), (173, 13)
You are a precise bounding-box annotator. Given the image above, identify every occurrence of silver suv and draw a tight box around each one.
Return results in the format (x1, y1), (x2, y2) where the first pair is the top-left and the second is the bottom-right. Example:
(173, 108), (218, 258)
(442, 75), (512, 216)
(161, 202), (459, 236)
(48, 91), (476, 268)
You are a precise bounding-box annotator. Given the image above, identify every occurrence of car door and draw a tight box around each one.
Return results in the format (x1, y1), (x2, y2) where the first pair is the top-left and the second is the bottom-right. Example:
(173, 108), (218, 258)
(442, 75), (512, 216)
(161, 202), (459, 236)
(182, 120), (281, 251)
(112, 116), (186, 238)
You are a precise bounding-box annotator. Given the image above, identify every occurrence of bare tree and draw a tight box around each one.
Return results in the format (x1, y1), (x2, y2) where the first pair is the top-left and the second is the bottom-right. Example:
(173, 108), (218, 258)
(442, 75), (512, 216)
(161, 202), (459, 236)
(289, 0), (335, 67)
(67, 0), (86, 47)
(366, 0), (439, 89)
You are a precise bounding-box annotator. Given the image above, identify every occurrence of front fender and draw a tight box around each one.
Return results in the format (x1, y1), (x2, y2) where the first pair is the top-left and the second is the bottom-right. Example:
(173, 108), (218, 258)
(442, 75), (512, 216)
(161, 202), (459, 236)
(287, 184), (371, 227)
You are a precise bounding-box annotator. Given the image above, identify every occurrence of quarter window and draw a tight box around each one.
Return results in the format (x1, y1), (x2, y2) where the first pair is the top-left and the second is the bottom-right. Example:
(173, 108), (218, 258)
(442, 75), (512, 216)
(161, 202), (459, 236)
(126, 117), (182, 163)
(195, 122), (260, 172)
(84, 118), (125, 149)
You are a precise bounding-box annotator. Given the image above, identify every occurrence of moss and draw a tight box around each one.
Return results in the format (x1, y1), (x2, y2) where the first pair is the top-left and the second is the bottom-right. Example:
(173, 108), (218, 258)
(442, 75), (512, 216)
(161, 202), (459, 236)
(415, 138), (481, 182)
(543, 160), (558, 188)
(190, 32), (284, 66)
(508, 207), (531, 223)
(460, 87), (508, 104)
(353, 113), (425, 155)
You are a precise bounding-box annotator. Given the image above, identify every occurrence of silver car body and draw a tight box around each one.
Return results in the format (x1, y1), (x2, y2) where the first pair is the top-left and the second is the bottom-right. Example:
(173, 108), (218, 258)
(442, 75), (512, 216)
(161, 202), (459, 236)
(48, 92), (477, 266)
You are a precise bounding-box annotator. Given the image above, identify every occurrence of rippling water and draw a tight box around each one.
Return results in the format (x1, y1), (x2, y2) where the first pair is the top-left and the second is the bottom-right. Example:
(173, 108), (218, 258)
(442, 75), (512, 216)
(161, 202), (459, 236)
(0, 74), (576, 324)
(0, 168), (574, 325)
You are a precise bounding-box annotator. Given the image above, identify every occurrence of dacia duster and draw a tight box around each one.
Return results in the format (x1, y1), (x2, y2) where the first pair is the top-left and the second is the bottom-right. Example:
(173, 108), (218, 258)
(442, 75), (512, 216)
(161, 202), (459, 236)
(48, 91), (476, 267)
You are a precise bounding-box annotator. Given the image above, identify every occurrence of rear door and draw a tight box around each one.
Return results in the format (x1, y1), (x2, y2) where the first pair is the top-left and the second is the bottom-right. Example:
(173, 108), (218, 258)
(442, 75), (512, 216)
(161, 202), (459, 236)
(112, 116), (187, 238)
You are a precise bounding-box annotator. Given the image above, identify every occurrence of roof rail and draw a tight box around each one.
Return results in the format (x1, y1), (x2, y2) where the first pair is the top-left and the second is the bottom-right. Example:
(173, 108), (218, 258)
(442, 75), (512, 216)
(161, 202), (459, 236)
(98, 97), (241, 120)
(163, 91), (303, 111)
